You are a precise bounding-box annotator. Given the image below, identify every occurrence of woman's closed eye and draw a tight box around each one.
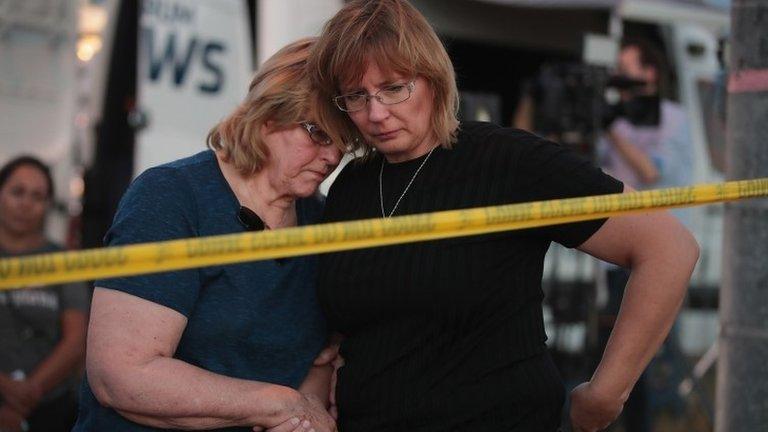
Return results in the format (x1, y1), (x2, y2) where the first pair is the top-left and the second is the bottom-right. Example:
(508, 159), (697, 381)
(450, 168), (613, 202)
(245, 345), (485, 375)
(343, 91), (367, 102)
(381, 83), (408, 94)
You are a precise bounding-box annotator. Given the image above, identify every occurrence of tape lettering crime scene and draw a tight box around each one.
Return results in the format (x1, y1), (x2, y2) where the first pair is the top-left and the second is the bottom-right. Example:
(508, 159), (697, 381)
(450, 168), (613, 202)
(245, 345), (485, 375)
(1, 178), (767, 290)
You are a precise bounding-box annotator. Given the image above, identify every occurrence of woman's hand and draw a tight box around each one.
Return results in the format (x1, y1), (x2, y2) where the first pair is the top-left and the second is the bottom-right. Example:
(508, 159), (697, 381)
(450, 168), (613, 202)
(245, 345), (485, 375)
(318, 333), (345, 419)
(261, 393), (336, 432)
(299, 337), (343, 409)
(0, 405), (26, 432)
(0, 379), (41, 417)
(312, 344), (339, 367)
(569, 381), (624, 432)
(262, 416), (310, 432)
(290, 393), (336, 432)
(328, 354), (344, 420)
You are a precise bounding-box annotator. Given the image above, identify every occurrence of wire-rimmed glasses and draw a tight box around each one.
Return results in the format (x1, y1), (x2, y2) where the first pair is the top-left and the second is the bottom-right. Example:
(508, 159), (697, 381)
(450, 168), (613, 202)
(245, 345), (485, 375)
(333, 80), (416, 112)
(299, 122), (333, 146)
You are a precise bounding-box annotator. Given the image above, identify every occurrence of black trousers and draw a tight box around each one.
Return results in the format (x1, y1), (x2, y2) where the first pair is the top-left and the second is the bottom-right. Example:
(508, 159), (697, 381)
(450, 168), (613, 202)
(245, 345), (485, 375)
(26, 390), (79, 432)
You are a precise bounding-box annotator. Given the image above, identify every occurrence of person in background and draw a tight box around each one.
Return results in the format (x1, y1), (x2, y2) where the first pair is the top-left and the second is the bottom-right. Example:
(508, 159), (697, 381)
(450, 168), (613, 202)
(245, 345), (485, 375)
(0, 156), (89, 432)
(72, 38), (344, 432)
(308, 1), (699, 431)
(600, 38), (693, 203)
(596, 38), (694, 432)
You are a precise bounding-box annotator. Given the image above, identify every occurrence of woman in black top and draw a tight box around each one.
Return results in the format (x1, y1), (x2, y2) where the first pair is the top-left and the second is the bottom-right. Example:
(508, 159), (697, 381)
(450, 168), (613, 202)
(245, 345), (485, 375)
(308, 1), (699, 431)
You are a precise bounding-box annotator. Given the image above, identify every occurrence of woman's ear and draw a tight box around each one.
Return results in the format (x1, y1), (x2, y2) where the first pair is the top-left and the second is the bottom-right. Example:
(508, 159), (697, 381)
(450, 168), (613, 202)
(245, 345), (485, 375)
(261, 120), (276, 137)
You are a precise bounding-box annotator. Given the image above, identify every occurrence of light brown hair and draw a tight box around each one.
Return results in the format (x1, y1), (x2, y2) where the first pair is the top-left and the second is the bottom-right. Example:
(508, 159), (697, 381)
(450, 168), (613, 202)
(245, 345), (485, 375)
(207, 37), (338, 174)
(307, 0), (460, 157)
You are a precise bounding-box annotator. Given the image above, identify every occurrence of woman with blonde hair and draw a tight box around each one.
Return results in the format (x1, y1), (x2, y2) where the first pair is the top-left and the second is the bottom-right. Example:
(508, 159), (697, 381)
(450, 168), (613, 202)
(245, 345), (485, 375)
(308, 1), (698, 431)
(73, 38), (341, 432)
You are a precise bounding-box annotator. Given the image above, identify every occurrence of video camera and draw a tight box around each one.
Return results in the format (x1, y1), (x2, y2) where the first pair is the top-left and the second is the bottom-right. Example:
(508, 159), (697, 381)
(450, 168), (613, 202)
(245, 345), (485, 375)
(531, 62), (661, 154)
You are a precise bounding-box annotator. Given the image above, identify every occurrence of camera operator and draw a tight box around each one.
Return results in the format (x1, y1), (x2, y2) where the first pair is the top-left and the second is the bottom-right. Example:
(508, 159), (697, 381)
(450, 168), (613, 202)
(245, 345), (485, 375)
(599, 39), (693, 198)
(597, 38), (693, 432)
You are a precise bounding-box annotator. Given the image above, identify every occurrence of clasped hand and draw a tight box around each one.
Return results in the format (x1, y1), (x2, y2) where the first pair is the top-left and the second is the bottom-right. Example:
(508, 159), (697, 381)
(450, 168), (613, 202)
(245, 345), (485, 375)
(0, 405), (27, 432)
(261, 393), (337, 432)
(0, 378), (41, 418)
(570, 381), (624, 432)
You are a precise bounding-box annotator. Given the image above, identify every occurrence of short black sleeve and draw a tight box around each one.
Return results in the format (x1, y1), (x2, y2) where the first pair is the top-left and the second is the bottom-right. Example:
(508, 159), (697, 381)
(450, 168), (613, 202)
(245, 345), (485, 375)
(508, 131), (624, 248)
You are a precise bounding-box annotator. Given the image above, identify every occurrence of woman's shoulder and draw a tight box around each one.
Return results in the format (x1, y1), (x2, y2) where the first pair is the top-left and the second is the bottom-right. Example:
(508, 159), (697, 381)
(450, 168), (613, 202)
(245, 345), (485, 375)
(455, 122), (546, 153)
(127, 166), (193, 205)
(298, 194), (326, 225)
(328, 155), (378, 191)
(159, 150), (216, 170)
(141, 150), (216, 184)
(128, 151), (217, 202)
(322, 155), (378, 219)
(450, 121), (554, 169)
(458, 121), (541, 141)
(113, 156), (209, 232)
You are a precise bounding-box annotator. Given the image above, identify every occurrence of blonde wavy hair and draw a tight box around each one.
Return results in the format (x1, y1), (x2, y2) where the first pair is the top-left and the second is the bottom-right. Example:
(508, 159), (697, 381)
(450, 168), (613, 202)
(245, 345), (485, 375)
(307, 0), (460, 157)
(207, 37), (338, 174)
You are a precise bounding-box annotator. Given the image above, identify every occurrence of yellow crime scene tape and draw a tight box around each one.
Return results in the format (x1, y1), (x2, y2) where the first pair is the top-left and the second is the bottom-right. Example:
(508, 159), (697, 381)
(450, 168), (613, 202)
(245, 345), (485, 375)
(1, 178), (767, 290)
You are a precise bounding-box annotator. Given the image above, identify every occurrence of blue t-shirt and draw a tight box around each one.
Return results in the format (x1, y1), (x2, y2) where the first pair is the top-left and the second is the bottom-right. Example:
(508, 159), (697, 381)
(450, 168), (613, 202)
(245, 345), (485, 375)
(73, 150), (327, 431)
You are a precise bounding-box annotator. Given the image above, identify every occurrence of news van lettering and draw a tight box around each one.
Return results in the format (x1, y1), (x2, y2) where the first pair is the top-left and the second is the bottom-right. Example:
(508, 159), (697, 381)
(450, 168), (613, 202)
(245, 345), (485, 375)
(143, 28), (227, 94)
(143, 0), (195, 23)
(199, 42), (226, 94)
(142, 0), (226, 94)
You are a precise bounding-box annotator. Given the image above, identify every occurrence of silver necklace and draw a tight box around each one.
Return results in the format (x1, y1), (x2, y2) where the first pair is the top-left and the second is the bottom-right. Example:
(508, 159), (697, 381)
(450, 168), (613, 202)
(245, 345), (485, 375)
(379, 146), (437, 218)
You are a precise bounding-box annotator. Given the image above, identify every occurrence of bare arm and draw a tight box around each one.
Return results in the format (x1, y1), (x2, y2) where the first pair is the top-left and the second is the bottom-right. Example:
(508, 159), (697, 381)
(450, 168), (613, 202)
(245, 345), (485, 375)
(258, 367), (334, 432)
(298, 365), (332, 408)
(298, 332), (344, 408)
(87, 287), (334, 431)
(607, 129), (660, 184)
(569, 188), (698, 431)
(0, 309), (87, 417)
(29, 309), (87, 393)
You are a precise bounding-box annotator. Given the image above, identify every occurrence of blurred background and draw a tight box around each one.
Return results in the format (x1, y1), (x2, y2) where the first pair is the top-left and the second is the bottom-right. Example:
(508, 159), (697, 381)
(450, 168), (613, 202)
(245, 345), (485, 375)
(0, 1), (738, 431)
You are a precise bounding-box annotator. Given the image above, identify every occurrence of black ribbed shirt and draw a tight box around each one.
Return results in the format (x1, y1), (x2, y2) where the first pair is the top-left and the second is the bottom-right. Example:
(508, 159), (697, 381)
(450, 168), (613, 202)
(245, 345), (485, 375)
(318, 122), (624, 431)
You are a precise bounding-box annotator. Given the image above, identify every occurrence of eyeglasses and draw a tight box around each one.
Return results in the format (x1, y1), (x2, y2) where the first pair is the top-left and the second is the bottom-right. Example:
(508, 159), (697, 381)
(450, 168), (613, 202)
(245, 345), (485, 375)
(333, 80), (415, 112)
(300, 122), (333, 146)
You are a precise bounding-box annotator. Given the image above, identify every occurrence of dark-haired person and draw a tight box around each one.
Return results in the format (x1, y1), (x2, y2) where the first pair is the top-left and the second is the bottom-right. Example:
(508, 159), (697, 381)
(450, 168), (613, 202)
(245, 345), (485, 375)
(0, 156), (89, 432)
(73, 38), (345, 432)
(307, 1), (699, 431)
(599, 38), (692, 198)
